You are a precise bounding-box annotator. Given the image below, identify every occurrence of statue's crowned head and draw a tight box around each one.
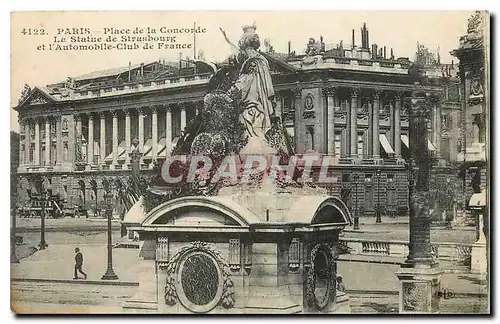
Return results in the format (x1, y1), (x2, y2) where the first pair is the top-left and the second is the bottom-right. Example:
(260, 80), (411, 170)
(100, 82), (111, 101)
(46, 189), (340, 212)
(242, 23), (257, 34)
(238, 23), (260, 51)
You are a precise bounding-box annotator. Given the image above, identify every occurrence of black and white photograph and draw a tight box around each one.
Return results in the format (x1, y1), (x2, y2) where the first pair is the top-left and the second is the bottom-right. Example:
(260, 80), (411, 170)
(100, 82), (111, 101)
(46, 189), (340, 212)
(9, 10), (490, 315)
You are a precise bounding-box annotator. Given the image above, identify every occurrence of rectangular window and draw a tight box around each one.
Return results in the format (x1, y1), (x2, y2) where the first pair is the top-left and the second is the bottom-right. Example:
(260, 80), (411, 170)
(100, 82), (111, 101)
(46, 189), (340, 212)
(357, 134), (364, 158)
(283, 96), (290, 115)
(29, 144), (34, 163)
(334, 133), (341, 156)
(21, 144), (25, 164)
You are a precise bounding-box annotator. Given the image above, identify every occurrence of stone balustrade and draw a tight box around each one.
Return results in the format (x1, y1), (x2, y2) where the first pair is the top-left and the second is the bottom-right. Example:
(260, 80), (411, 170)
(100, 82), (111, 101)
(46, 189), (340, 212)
(339, 238), (473, 272)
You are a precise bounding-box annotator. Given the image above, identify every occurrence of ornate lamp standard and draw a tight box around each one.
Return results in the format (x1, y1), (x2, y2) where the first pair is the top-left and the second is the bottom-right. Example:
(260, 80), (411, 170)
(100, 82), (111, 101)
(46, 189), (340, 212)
(353, 173), (360, 230)
(376, 169), (382, 223)
(101, 189), (119, 280)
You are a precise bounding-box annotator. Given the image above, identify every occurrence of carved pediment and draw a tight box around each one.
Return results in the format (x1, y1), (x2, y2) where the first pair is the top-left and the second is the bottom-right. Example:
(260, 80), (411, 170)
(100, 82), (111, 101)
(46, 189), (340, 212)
(16, 87), (55, 109)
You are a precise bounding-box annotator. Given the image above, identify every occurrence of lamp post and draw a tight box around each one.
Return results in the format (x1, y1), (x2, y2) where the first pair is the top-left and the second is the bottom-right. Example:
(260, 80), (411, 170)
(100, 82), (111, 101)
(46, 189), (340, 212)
(376, 169), (382, 223)
(11, 206), (19, 263)
(101, 190), (119, 280)
(38, 190), (48, 250)
(353, 173), (360, 230)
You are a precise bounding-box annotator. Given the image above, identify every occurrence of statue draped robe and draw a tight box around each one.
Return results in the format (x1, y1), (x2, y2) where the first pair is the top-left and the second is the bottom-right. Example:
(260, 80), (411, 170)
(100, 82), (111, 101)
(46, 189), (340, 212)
(232, 51), (276, 154)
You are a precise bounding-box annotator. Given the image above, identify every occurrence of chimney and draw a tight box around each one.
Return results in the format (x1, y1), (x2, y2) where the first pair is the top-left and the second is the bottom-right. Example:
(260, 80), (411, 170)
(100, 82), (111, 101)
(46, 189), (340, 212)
(361, 23), (368, 49)
(288, 40), (291, 56)
(373, 44), (378, 59)
(379, 48), (383, 57)
(352, 29), (355, 48)
(371, 44), (376, 58)
(140, 63), (144, 77)
(383, 46), (386, 59)
(128, 61), (131, 82)
(360, 27), (365, 49)
(390, 48), (394, 60)
(366, 28), (370, 49)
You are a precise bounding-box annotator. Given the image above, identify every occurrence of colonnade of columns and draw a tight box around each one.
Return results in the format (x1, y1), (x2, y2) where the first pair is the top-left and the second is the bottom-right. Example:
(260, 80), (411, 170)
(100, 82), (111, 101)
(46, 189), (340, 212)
(19, 102), (199, 168)
(319, 87), (407, 159)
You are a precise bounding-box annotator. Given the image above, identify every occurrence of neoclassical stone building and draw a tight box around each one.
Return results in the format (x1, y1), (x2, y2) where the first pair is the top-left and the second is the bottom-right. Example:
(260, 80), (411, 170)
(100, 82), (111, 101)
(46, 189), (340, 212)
(14, 24), (461, 218)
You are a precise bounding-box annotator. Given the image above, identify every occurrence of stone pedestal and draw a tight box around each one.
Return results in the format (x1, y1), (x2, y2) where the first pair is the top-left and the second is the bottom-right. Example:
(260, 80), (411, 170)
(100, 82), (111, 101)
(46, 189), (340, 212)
(395, 264), (442, 314)
(471, 213), (487, 274)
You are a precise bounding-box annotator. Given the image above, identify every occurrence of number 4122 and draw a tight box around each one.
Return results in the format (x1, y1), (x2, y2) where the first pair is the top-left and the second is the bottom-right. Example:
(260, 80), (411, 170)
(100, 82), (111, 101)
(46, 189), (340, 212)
(21, 28), (46, 36)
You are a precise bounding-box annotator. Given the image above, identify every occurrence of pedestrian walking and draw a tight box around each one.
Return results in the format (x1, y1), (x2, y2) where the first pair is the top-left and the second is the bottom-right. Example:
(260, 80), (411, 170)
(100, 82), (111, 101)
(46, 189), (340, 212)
(73, 247), (87, 280)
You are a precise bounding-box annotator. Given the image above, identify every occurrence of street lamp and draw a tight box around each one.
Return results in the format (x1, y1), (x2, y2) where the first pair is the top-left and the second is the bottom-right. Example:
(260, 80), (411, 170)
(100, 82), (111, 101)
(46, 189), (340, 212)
(353, 173), (360, 230)
(38, 189), (49, 250)
(11, 206), (19, 263)
(376, 169), (382, 224)
(101, 190), (119, 280)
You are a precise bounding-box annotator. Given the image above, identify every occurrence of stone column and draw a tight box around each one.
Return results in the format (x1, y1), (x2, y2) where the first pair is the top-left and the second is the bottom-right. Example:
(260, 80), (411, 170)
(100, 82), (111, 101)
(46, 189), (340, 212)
(44, 117), (50, 165)
(165, 106), (172, 156)
(100, 112), (106, 165)
(152, 107), (158, 159)
(394, 92), (402, 158)
(56, 116), (62, 165)
(76, 115), (82, 137)
(138, 108), (144, 154)
(372, 90), (381, 158)
(396, 90), (441, 314)
(180, 104), (187, 132)
(87, 113), (94, 164)
(34, 119), (40, 165)
(325, 88), (336, 155)
(22, 119), (29, 165)
(124, 109), (131, 163)
(19, 119), (25, 165)
(292, 88), (302, 153)
(350, 88), (359, 158)
(434, 96), (442, 158)
(112, 110), (118, 164)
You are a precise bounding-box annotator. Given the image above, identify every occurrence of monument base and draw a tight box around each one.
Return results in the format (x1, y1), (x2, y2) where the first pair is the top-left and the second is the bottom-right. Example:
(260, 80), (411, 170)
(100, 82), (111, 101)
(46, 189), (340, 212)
(471, 241), (487, 274)
(395, 263), (442, 314)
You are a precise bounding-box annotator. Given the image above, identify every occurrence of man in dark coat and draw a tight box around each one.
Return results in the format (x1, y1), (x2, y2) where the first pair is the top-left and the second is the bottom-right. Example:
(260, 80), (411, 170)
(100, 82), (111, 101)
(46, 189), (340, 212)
(73, 247), (87, 279)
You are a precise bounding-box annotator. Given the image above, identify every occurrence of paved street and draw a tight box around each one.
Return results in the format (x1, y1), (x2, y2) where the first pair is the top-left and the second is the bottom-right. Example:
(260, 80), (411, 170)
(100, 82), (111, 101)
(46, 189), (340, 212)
(10, 217), (488, 314)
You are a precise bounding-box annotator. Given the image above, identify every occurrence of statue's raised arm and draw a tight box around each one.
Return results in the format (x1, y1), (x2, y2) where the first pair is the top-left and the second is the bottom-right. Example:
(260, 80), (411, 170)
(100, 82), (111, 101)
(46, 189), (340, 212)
(219, 27), (240, 54)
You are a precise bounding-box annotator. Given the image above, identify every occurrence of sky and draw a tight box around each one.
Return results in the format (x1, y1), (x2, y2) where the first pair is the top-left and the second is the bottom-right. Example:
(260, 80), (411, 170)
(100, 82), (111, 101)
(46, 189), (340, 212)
(10, 10), (474, 131)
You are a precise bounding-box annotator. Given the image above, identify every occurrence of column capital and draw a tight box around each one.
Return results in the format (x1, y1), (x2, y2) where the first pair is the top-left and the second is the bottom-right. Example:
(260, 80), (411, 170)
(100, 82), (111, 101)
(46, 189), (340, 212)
(322, 87), (338, 96)
(55, 114), (62, 121)
(165, 106), (172, 113)
(111, 110), (118, 117)
(123, 109), (131, 117)
(87, 112), (94, 120)
(99, 111), (106, 118)
(373, 89), (382, 99)
(137, 108), (144, 115)
(394, 91), (404, 101)
(43, 116), (52, 123)
(74, 114), (82, 122)
(178, 102), (187, 110)
(151, 106), (158, 114)
(350, 87), (360, 98)
(291, 87), (302, 98)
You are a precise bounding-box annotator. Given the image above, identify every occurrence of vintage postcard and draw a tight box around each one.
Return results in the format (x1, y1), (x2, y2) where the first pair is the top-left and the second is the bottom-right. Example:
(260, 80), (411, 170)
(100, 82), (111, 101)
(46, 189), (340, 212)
(10, 11), (490, 314)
